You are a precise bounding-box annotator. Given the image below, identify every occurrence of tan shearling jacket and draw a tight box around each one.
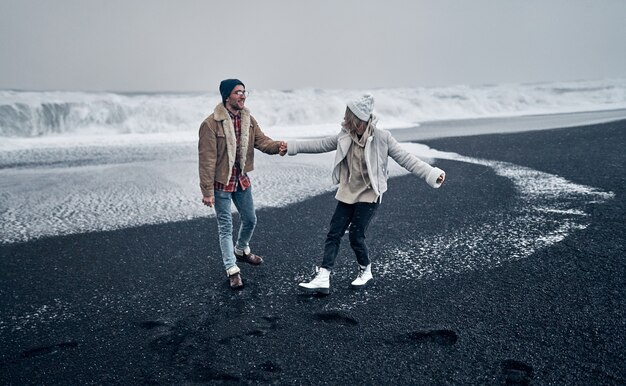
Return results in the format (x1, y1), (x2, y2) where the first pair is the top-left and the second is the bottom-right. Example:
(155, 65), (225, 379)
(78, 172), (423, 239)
(198, 103), (281, 198)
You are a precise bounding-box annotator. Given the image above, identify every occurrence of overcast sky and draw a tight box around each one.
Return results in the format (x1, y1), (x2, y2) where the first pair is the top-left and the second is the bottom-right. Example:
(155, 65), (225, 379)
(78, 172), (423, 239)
(1, 0), (625, 92)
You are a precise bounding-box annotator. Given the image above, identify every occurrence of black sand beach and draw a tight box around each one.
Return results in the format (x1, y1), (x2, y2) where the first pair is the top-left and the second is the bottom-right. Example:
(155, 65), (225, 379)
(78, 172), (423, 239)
(1, 120), (625, 385)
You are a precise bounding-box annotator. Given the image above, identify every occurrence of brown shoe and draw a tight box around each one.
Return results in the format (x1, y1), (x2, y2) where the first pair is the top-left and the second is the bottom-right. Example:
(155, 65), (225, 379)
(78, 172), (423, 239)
(235, 251), (263, 265)
(229, 273), (244, 290)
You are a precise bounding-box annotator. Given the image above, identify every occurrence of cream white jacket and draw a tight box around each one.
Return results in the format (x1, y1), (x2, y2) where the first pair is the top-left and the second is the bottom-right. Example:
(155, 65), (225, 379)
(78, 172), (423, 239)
(288, 124), (445, 201)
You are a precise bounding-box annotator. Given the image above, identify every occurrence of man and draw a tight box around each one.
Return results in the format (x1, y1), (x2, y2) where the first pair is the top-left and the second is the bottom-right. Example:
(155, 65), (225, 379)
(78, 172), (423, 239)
(198, 79), (287, 290)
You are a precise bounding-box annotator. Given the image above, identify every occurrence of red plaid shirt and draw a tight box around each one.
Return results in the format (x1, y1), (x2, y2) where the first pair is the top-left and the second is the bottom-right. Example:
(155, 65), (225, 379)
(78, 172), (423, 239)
(214, 110), (251, 192)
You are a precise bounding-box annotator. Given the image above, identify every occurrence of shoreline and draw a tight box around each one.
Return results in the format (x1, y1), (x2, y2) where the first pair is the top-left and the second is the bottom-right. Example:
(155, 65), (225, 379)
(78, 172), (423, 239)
(1, 120), (625, 384)
(391, 107), (626, 141)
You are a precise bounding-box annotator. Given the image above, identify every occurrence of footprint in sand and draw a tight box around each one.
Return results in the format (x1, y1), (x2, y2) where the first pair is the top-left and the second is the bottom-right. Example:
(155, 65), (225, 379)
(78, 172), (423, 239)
(216, 315), (281, 344)
(314, 311), (359, 326)
(20, 341), (79, 359)
(501, 359), (533, 385)
(139, 320), (170, 330)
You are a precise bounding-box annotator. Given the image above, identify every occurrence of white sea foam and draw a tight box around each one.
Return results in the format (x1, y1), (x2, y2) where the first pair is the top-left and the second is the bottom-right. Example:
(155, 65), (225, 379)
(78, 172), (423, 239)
(379, 148), (615, 289)
(2, 78), (626, 142)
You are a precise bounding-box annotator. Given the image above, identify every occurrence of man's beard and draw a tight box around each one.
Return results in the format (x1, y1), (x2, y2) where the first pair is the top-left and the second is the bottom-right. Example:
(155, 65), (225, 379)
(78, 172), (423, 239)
(228, 100), (243, 111)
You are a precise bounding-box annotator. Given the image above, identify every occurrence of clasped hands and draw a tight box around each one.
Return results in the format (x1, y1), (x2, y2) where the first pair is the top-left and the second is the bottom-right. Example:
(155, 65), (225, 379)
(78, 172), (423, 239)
(279, 141), (288, 156)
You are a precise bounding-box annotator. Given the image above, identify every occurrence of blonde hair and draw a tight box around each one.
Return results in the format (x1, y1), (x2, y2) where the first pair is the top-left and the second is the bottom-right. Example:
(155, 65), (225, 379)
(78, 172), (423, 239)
(341, 107), (368, 134)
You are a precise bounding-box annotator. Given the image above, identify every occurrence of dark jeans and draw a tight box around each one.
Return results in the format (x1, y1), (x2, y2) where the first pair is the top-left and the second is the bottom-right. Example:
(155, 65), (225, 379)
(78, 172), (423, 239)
(321, 200), (379, 270)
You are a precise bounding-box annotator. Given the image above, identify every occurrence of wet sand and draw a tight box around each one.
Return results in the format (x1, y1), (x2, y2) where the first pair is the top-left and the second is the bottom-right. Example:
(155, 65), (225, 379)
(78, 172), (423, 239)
(1, 120), (625, 384)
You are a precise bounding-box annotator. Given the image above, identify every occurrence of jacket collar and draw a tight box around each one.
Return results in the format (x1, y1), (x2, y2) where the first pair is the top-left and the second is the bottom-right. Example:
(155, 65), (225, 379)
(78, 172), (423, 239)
(212, 103), (252, 181)
(213, 102), (250, 121)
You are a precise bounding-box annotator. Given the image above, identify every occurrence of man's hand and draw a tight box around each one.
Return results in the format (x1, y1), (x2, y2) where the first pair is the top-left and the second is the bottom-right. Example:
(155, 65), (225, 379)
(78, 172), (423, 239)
(436, 173), (445, 184)
(279, 141), (288, 156)
(202, 196), (215, 207)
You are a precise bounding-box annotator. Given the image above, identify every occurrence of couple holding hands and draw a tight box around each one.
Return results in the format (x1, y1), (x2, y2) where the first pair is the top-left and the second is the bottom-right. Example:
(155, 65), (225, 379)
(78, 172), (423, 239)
(199, 79), (445, 292)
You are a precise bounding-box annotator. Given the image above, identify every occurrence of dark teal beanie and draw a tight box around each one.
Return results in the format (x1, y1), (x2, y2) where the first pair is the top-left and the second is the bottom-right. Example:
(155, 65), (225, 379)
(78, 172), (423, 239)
(219, 79), (245, 103)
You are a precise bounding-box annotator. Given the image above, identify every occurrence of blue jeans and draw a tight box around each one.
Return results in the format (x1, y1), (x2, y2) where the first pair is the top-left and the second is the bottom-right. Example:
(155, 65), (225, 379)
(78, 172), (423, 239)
(214, 186), (257, 271)
(322, 201), (379, 270)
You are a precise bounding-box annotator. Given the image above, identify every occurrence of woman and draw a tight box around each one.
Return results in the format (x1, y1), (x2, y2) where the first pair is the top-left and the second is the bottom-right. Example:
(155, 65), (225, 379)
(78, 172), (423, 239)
(287, 94), (445, 294)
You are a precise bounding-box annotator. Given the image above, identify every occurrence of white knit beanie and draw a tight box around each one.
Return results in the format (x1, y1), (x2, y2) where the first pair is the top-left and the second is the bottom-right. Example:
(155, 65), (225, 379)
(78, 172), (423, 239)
(347, 94), (374, 122)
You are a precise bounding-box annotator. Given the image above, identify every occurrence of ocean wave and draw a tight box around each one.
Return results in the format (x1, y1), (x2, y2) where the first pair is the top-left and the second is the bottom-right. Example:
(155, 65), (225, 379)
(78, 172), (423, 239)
(1, 78), (626, 138)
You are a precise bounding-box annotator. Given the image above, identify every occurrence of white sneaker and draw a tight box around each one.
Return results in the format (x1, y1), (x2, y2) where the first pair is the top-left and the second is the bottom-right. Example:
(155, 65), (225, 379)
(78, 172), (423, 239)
(351, 264), (372, 289)
(298, 267), (330, 294)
